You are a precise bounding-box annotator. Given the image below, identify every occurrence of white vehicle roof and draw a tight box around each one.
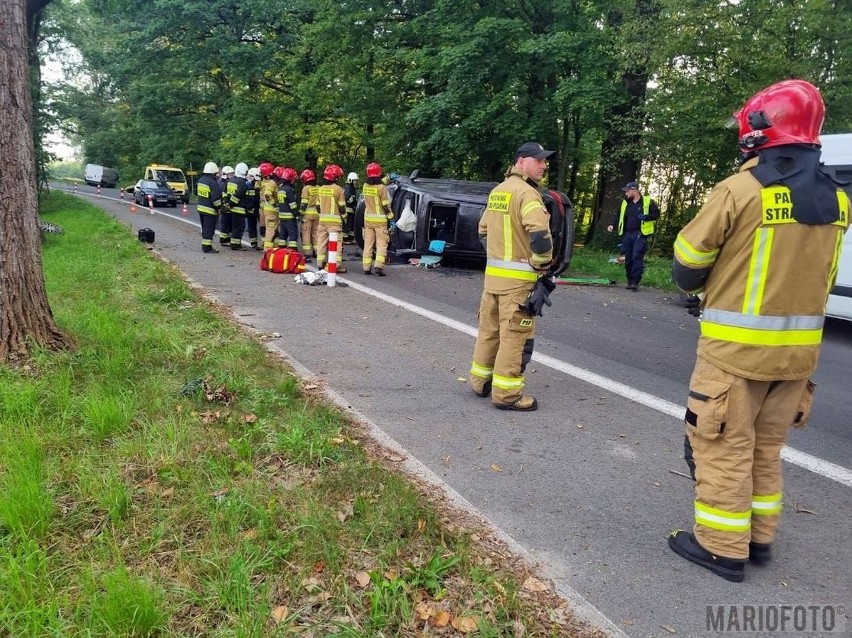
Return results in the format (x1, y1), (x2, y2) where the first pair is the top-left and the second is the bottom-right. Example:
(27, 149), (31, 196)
(820, 134), (852, 166)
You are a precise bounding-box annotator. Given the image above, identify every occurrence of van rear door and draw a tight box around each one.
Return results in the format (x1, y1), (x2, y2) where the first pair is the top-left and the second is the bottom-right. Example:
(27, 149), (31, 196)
(822, 134), (852, 320)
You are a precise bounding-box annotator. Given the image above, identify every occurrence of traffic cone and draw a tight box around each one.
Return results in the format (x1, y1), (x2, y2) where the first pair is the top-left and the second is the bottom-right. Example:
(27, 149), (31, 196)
(130, 198), (137, 213)
(147, 195), (155, 214)
(181, 202), (189, 216)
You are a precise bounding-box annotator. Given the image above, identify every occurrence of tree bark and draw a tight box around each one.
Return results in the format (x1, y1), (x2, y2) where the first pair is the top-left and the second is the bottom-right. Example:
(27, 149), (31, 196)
(0, 0), (67, 363)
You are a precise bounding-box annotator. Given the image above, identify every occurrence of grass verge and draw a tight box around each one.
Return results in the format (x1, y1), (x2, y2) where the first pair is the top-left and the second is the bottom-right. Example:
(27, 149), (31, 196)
(0, 190), (606, 637)
(566, 245), (677, 291)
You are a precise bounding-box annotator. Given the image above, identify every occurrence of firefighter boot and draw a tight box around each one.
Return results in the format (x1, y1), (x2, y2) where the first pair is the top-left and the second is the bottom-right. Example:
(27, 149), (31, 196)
(202, 246), (219, 254)
(375, 268), (386, 277)
(495, 395), (538, 412)
(749, 541), (772, 566)
(668, 530), (745, 582)
(472, 379), (492, 398)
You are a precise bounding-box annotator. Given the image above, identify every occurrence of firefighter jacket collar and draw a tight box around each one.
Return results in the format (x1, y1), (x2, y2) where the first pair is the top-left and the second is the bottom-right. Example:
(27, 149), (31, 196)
(507, 168), (540, 188)
(751, 145), (846, 226)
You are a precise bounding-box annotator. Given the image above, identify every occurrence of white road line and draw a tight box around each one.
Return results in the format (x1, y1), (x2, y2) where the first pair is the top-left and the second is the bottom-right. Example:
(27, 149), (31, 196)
(66, 187), (852, 488)
(341, 278), (852, 489)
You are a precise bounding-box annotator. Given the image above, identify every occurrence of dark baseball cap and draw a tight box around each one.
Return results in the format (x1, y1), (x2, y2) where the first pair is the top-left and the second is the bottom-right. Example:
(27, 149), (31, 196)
(515, 142), (555, 161)
(621, 181), (639, 191)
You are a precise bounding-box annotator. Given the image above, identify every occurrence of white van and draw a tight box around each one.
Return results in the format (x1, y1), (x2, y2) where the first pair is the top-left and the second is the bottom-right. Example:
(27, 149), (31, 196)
(821, 134), (852, 321)
(84, 164), (119, 188)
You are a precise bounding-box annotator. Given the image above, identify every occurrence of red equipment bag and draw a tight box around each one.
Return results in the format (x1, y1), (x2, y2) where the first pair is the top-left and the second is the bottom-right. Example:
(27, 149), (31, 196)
(260, 247), (306, 274)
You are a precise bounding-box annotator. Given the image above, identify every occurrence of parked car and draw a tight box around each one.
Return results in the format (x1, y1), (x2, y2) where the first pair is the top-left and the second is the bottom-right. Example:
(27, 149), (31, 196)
(132, 179), (178, 207)
(354, 171), (574, 271)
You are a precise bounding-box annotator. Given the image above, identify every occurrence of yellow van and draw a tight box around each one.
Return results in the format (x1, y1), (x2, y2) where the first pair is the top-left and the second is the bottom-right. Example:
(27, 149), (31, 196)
(145, 164), (189, 203)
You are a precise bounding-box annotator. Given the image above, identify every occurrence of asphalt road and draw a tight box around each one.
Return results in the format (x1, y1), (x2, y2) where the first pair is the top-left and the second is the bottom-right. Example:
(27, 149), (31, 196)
(54, 185), (852, 638)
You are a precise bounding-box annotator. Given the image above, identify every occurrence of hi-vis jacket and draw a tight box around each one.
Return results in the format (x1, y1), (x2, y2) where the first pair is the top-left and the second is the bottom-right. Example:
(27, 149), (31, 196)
(300, 184), (319, 218)
(196, 174), (222, 216)
(480, 169), (553, 294)
(226, 176), (248, 215)
(278, 182), (298, 219)
(260, 178), (278, 215)
(317, 183), (346, 225)
(363, 183), (393, 226)
(673, 157), (850, 380)
(617, 195), (657, 236)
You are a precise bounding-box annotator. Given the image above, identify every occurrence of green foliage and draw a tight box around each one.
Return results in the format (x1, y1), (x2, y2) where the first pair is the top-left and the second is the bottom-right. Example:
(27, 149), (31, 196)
(0, 433), (55, 541)
(40, 0), (852, 244)
(87, 566), (167, 636)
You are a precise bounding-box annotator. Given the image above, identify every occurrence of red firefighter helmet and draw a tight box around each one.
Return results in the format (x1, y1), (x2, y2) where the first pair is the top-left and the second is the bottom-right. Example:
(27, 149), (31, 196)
(300, 168), (316, 183)
(281, 167), (297, 183)
(272, 166), (285, 179)
(732, 79), (825, 152)
(323, 164), (344, 181)
(259, 162), (274, 178)
(366, 162), (382, 178)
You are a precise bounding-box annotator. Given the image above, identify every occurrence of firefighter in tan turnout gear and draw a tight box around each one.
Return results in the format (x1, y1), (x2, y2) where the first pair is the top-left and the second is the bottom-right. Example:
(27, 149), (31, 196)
(258, 162), (278, 249)
(316, 164), (347, 272)
(299, 169), (319, 262)
(668, 80), (850, 582)
(469, 142), (554, 412)
(361, 162), (393, 276)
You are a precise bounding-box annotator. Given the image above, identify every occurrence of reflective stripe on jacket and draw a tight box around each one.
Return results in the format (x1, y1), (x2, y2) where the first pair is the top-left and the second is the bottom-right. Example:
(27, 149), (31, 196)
(363, 184), (393, 225)
(317, 184), (346, 225)
(196, 174), (222, 216)
(479, 170), (553, 294)
(674, 157), (850, 379)
(618, 196), (656, 236)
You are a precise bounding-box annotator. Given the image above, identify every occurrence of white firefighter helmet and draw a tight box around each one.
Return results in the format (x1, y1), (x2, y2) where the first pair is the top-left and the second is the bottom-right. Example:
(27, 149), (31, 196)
(203, 161), (219, 174)
(234, 162), (249, 178)
(347, 171), (359, 182)
(221, 165), (235, 176)
(248, 167), (261, 178)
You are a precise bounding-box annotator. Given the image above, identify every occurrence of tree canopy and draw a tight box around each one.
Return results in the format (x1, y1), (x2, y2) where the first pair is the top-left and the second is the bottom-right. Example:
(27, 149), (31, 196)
(44, 0), (852, 250)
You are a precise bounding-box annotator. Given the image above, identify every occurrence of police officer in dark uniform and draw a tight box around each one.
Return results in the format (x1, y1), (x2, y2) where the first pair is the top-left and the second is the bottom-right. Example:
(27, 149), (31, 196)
(607, 182), (660, 290)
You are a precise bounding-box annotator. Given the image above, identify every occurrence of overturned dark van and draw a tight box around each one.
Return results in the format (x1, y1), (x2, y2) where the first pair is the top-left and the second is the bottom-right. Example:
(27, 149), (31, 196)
(354, 171), (574, 274)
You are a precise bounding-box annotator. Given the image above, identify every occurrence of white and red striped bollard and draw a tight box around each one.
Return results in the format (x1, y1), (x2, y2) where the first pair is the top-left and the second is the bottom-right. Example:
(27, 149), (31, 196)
(326, 231), (338, 287)
(120, 188), (124, 200)
(96, 185), (101, 197)
(147, 194), (155, 214)
(73, 183), (78, 194)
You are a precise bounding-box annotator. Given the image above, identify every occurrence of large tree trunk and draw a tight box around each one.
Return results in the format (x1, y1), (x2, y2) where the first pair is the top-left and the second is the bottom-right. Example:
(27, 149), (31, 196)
(0, 0), (66, 363)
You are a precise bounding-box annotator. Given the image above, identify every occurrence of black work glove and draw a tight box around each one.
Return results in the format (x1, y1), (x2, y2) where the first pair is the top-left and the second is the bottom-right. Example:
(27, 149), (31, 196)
(684, 294), (701, 317)
(521, 276), (557, 317)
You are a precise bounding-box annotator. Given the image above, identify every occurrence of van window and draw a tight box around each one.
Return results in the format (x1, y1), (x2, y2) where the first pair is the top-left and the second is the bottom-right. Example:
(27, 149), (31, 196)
(154, 169), (185, 182)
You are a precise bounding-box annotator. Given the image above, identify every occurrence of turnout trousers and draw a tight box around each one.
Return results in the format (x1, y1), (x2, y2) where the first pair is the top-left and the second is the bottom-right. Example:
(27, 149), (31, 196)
(316, 223), (343, 268)
(199, 211), (218, 249)
(684, 356), (814, 559)
(469, 289), (536, 406)
(262, 209), (279, 248)
(301, 215), (319, 256)
(277, 217), (299, 249)
(362, 224), (389, 272)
